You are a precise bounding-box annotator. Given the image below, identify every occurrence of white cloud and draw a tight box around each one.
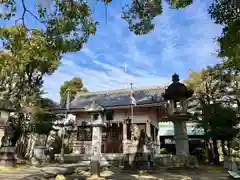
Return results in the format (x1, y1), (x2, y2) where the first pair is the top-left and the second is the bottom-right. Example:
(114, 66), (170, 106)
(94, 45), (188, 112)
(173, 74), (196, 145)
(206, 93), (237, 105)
(44, 57), (170, 102)
(43, 0), (222, 102)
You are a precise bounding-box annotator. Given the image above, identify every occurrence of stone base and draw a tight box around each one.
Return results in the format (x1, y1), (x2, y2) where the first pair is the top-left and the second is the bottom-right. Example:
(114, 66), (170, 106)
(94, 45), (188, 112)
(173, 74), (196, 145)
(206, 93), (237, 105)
(0, 146), (16, 166)
(87, 175), (106, 180)
(90, 160), (100, 177)
(32, 146), (48, 165)
(123, 152), (154, 170)
(155, 154), (199, 168)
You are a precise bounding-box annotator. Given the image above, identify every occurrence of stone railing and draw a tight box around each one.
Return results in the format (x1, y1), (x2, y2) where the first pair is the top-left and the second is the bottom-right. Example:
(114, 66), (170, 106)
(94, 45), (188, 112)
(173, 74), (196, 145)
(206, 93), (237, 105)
(154, 154), (199, 168)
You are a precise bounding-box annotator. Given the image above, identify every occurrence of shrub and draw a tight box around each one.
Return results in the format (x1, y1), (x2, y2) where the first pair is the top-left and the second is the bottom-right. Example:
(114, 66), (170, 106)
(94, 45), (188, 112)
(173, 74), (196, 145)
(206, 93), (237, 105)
(191, 147), (208, 163)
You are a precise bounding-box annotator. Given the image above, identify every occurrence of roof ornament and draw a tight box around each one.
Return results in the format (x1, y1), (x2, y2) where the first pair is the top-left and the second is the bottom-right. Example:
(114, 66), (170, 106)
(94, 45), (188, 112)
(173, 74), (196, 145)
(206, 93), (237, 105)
(84, 101), (104, 112)
(172, 73), (180, 82)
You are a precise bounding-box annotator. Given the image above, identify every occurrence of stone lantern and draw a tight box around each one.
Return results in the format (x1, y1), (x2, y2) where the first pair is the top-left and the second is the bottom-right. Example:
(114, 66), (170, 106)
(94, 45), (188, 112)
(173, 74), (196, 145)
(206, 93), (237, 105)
(84, 101), (106, 179)
(0, 99), (16, 165)
(163, 73), (193, 156)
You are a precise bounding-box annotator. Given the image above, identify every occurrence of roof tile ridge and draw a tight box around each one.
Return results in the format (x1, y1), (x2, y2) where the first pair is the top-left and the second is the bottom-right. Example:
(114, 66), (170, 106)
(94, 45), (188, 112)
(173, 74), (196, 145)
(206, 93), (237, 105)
(75, 84), (166, 97)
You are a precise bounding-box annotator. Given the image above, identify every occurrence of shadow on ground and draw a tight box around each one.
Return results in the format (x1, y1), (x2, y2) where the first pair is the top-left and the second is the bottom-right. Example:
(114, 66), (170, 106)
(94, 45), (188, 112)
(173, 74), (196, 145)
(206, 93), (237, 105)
(19, 165), (231, 180)
(72, 166), (230, 180)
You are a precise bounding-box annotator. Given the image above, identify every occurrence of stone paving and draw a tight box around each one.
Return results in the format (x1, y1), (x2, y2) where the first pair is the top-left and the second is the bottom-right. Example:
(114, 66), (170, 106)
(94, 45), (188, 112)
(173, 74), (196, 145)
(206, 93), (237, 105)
(0, 164), (231, 180)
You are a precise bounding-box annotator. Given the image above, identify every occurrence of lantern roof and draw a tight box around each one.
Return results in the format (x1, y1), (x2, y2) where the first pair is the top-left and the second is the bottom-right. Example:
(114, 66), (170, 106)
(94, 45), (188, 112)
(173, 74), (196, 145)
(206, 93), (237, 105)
(163, 73), (193, 101)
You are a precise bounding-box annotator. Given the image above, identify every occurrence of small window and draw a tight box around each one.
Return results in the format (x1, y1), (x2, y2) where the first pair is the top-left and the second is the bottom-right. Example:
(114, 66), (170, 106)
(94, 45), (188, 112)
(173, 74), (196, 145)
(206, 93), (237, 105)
(93, 114), (99, 120)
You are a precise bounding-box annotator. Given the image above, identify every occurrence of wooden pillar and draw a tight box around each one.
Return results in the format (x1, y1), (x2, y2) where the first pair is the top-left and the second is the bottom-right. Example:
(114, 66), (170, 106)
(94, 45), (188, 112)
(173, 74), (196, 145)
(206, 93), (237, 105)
(153, 127), (156, 143)
(146, 121), (151, 138)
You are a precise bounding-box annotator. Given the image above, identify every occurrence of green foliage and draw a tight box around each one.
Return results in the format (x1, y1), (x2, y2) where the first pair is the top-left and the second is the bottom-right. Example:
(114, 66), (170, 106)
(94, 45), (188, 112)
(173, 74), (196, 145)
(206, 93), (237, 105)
(199, 103), (239, 141)
(159, 148), (169, 154)
(185, 67), (240, 142)
(29, 97), (58, 135)
(64, 143), (73, 154)
(31, 112), (54, 135)
(208, 0), (240, 70)
(122, 0), (193, 35)
(0, 25), (60, 108)
(0, 0), (97, 54)
(191, 147), (208, 163)
(60, 77), (88, 106)
(231, 137), (240, 151)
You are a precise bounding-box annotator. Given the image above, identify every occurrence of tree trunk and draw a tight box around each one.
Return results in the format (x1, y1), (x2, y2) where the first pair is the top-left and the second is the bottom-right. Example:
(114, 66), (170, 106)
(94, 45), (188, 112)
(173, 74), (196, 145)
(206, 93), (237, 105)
(213, 140), (220, 165)
(16, 135), (27, 158)
(25, 133), (37, 159)
(207, 141), (214, 164)
(227, 140), (231, 156)
(221, 140), (226, 156)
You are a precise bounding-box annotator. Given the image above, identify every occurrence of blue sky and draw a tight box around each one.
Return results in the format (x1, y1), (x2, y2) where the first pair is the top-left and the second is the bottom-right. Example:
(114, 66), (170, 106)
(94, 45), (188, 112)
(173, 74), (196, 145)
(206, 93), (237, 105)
(1, 0), (222, 102)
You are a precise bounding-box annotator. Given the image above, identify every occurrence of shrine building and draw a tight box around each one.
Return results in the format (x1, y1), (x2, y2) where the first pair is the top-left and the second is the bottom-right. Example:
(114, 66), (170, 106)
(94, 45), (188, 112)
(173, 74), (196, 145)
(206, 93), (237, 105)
(56, 73), (197, 157)
(62, 85), (166, 154)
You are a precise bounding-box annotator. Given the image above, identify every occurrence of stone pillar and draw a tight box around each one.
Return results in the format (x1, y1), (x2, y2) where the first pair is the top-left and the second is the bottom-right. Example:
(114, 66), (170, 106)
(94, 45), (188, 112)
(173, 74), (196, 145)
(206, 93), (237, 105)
(90, 114), (103, 177)
(173, 120), (189, 155)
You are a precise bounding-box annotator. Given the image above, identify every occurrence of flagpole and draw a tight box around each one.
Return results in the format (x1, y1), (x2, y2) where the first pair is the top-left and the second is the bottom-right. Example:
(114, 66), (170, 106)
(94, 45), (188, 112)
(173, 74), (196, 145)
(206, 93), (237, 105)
(130, 83), (134, 124)
(124, 62), (127, 89)
(131, 103), (134, 124)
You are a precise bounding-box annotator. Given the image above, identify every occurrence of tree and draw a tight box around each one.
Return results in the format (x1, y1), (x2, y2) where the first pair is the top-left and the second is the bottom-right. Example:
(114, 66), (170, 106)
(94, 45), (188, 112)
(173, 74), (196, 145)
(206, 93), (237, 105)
(23, 97), (58, 159)
(185, 67), (240, 164)
(0, 24), (61, 147)
(0, 25), (60, 105)
(211, 64), (240, 112)
(197, 103), (239, 163)
(60, 77), (88, 106)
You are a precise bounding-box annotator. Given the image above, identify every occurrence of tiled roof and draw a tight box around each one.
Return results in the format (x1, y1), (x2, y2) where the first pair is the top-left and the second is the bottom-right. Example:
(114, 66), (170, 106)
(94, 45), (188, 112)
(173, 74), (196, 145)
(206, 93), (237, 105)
(70, 85), (166, 109)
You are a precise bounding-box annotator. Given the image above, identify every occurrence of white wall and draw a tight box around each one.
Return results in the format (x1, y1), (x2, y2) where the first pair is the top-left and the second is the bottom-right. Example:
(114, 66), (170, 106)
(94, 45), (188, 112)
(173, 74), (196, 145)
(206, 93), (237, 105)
(74, 108), (159, 128)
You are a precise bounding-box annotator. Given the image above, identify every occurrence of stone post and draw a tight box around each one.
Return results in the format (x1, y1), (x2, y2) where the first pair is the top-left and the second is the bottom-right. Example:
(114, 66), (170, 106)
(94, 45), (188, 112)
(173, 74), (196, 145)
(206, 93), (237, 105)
(90, 113), (103, 177)
(173, 120), (189, 155)
(0, 125), (16, 166)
